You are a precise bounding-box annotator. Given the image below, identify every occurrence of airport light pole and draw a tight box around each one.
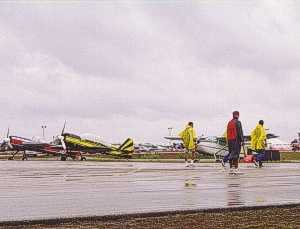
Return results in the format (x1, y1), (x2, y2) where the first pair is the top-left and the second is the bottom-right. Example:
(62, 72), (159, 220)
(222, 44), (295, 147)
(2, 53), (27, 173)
(41, 125), (47, 139)
(168, 127), (173, 137)
(168, 127), (173, 149)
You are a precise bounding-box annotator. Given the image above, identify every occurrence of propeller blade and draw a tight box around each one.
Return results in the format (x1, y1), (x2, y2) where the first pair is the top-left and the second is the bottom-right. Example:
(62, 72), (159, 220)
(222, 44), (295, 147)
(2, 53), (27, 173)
(61, 139), (66, 150)
(7, 141), (13, 150)
(1, 137), (12, 150)
(6, 128), (9, 138)
(61, 121), (66, 135)
(58, 136), (67, 150)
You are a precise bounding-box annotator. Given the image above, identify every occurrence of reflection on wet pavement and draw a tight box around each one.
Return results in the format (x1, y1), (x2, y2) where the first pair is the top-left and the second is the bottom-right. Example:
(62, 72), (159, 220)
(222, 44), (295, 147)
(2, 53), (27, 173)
(227, 180), (243, 206)
(0, 161), (299, 221)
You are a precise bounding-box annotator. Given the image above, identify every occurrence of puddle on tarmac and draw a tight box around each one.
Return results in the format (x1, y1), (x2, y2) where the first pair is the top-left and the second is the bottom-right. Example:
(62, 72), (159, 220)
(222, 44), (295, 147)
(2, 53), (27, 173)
(0, 161), (299, 221)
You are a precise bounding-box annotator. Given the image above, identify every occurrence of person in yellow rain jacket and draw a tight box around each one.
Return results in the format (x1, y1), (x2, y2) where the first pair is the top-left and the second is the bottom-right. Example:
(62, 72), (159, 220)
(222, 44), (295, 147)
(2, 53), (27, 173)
(251, 120), (267, 168)
(179, 122), (197, 167)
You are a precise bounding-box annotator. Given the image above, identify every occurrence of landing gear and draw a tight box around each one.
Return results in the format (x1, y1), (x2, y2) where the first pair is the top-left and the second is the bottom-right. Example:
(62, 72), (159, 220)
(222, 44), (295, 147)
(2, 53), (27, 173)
(60, 152), (86, 161)
(8, 151), (18, 160)
(71, 154), (86, 161)
(22, 151), (28, 161)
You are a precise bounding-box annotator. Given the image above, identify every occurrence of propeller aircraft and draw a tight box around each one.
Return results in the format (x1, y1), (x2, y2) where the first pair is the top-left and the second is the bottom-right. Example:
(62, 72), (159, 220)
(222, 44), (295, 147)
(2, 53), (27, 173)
(1, 123), (135, 161)
(57, 131), (134, 161)
(0, 128), (63, 160)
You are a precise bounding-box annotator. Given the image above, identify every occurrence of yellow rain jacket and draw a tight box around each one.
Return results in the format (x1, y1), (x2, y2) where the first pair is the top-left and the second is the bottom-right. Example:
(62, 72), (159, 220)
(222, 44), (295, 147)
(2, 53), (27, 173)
(179, 125), (197, 150)
(251, 124), (267, 150)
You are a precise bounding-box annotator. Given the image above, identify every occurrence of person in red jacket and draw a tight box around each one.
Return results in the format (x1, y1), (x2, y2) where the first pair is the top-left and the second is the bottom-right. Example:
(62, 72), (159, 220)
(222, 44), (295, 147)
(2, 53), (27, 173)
(227, 111), (244, 173)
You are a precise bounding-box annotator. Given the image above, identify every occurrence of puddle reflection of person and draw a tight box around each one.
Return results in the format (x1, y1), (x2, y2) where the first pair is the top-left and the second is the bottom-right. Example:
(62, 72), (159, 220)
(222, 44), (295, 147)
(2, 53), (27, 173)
(226, 178), (244, 207)
(182, 170), (198, 208)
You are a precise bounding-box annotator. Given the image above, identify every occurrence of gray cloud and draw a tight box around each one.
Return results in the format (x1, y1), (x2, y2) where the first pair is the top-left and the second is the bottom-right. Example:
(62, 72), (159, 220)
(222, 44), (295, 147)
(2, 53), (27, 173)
(0, 1), (299, 143)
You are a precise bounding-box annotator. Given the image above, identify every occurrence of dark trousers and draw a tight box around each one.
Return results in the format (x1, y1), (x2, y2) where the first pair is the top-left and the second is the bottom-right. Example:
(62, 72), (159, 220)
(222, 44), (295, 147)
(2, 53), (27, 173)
(254, 149), (265, 167)
(223, 153), (230, 163)
(228, 140), (241, 168)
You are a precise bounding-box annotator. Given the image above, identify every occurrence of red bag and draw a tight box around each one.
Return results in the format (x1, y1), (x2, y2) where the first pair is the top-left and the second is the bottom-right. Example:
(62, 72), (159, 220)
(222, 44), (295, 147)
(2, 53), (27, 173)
(244, 155), (254, 163)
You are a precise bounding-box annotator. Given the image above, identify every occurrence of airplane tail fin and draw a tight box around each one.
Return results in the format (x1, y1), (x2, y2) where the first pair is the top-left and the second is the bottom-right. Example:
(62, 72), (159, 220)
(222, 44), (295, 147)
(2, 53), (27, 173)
(117, 138), (134, 157)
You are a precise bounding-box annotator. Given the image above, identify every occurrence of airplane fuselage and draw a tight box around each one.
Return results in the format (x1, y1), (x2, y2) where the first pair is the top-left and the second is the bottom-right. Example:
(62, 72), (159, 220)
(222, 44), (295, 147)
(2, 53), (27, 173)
(8, 136), (63, 154)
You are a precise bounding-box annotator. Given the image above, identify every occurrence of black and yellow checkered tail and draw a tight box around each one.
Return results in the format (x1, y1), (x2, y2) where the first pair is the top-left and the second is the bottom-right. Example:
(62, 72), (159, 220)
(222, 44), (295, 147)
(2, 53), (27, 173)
(117, 138), (134, 157)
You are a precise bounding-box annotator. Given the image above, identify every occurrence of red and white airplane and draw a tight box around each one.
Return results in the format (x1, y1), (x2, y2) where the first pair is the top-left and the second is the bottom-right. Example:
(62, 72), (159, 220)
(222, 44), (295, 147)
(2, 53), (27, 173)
(0, 129), (65, 160)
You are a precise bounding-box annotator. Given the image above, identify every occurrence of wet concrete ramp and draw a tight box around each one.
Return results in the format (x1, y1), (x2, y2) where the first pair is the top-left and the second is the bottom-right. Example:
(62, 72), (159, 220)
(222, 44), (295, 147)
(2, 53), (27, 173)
(0, 161), (299, 221)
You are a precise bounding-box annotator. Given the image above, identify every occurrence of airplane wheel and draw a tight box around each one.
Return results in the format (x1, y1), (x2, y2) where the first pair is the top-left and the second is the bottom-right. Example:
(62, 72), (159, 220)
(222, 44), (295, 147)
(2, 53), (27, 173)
(61, 156), (67, 161)
(81, 157), (86, 161)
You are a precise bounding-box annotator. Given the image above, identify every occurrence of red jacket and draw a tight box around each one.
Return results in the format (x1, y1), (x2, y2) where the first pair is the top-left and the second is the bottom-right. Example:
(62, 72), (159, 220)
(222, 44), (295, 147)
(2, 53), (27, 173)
(227, 118), (244, 142)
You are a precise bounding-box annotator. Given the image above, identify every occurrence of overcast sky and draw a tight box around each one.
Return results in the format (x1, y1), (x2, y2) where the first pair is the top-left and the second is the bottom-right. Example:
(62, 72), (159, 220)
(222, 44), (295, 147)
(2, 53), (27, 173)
(0, 1), (299, 143)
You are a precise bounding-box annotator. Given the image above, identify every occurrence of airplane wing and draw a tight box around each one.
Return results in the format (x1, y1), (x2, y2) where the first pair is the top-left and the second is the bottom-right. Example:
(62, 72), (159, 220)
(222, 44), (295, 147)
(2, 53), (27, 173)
(215, 134), (251, 142)
(216, 133), (278, 143)
(243, 133), (278, 142)
(22, 142), (49, 147)
(20, 142), (63, 152)
(165, 136), (207, 141)
(267, 133), (279, 139)
(63, 133), (114, 153)
(164, 136), (182, 141)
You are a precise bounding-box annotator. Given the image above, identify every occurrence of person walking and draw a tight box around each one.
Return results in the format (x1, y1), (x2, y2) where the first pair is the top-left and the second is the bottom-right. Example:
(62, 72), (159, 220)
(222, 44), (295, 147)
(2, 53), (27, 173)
(179, 122), (197, 167)
(251, 120), (267, 168)
(226, 111), (244, 173)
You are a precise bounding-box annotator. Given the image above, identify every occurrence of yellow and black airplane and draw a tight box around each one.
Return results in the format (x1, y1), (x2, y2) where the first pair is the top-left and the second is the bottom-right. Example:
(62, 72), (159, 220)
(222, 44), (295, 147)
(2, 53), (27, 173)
(60, 133), (134, 160)
(57, 130), (134, 161)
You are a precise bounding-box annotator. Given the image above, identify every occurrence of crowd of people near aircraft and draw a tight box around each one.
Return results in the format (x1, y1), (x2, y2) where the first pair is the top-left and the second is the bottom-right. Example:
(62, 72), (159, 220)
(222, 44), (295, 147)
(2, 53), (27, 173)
(174, 111), (299, 174)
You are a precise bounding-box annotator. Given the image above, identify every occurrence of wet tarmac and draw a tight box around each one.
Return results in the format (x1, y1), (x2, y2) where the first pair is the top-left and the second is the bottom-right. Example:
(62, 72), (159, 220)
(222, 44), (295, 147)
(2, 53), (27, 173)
(0, 161), (300, 222)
